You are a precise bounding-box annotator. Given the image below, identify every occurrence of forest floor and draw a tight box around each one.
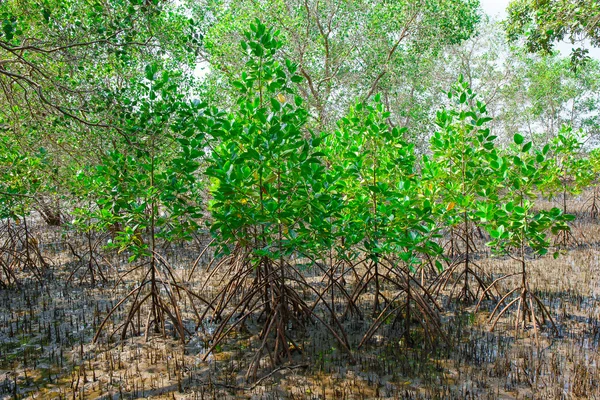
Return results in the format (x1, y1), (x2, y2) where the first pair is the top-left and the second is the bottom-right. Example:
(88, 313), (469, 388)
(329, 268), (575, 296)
(2, 196), (600, 399)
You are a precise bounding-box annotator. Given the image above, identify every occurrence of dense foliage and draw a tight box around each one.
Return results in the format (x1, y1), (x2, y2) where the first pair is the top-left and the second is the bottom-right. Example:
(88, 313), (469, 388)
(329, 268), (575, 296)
(505, 0), (600, 69)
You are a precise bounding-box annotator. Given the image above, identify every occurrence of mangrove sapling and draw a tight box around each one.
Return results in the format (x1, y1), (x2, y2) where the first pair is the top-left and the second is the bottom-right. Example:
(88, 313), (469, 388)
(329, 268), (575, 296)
(332, 98), (410, 316)
(586, 148), (600, 219)
(68, 170), (112, 286)
(205, 22), (354, 378)
(427, 78), (497, 304)
(543, 126), (592, 246)
(0, 140), (50, 287)
(92, 68), (211, 344)
(329, 97), (444, 347)
(292, 163), (363, 324)
(477, 134), (573, 339)
(317, 154), (369, 322)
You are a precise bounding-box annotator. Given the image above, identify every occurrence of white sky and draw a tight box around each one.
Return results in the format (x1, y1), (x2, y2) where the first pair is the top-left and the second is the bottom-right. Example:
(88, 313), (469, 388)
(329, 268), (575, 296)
(480, 0), (600, 59)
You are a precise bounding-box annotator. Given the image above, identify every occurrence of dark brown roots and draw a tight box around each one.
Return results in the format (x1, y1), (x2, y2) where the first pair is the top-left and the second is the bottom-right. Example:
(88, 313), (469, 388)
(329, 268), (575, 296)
(582, 186), (600, 220)
(66, 231), (109, 286)
(478, 275), (558, 342)
(93, 251), (211, 345)
(553, 228), (580, 248)
(431, 257), (492, 304)
(340, 254), (444, 348)
(436, 219), (490, 304)
(0, 219), (49, 287)
(200, 248), (354, 381)
(355, 257), (445, 349)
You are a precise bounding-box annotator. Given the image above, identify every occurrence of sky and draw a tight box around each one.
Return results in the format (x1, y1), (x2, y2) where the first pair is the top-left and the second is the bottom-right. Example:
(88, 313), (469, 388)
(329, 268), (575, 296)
(480, 0), (510, 18)
(480, 0), (600, 59)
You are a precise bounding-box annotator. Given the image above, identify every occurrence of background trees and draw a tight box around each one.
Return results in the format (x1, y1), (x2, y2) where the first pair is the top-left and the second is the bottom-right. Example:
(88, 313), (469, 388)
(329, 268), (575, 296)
(505, 0), (600, 69)
(435, 18), (600, 146)
(0, 0), (202, 225)
(194, 0), (480, 131)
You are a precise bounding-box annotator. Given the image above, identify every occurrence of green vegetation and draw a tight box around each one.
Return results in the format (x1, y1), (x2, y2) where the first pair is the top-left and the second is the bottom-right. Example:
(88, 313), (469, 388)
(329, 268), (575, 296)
(1, 0), (600, 395)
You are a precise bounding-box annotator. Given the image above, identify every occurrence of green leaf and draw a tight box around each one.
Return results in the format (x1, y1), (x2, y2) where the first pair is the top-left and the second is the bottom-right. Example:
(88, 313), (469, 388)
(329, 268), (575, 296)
(563, 214), (576, 221)
(145, 63), (158, 81)
(543, 144), (550, 155)
(270, 97), (281, 112)
(514, 134), (524, 145)
(476, 117), (493, 126)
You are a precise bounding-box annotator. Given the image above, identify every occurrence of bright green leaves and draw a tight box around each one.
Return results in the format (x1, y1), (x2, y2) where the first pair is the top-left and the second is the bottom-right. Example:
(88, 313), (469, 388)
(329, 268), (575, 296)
(329, 95), (440, 269)
(207, 21), (323, 259)
(514, 133), (524, 145)
(480, 131), (572, 259)
(542, 125), (593, 200)
(145, 63), (159, 81)
(429, 79), (500, 242)
(434, 78), (574, 268)
(483, 198), (570, 258)
(241, 20), (282, 58)
(514, 132), (533, 153)
(207, 20), (442, 269)
(75, 68), (210, 261)
(488, 225), (504, 240)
